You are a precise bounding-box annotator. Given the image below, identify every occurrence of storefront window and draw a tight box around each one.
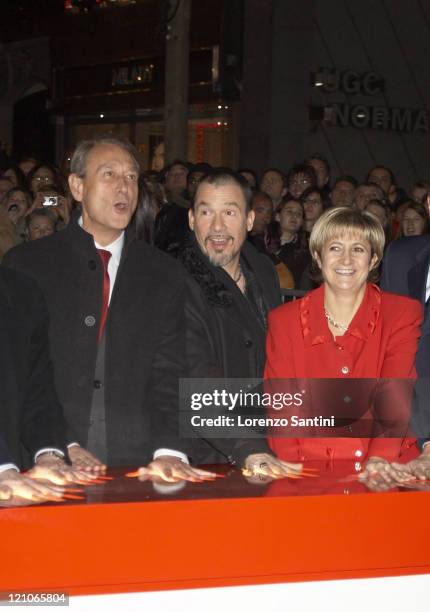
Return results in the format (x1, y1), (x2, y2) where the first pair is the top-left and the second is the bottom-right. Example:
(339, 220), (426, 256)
(65, 104), (235, 170)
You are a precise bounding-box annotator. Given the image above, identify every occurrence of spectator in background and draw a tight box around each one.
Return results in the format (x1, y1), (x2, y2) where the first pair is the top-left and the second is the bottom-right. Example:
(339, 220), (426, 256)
(238, 168), (258, 190)
(143, 172), (168, 216)
(187, 162), (212, 200)
(273, 197), (311, 289)
(155, 160), (191, 254)
(425, 194), (430, 218)
(367, 165), (393, 196)
(132, 176), (157, 244)
(364, 198), (392, 248)
(0, 208), (16, 262)
(399, 201), (429, 237)
(260, 168), (287, 209)
(301, 186), (330, 234)
(367, 165), (407, 209)
(1, 188), (31, 226)
(2, 165), (26, 189)
(18, 156), (37, 177)
(306, 154), (330, 193)
(410, 180), (430, 204)
(27, 163), (61, 197)
(354, 182), (385, 211)
(26, 209), (57, 241)
(143, 170), (160, 190)
(0, 176), (13, 201)
(163, 160), (190, 206)
(28, 184), (71, 229)
(331, 175), (357, 208)
(287, 163), (317, 200)
(0, 188), (32, 243)
(248, 191), (273, 254)
(151, 141), (165, 172)
(391, 200), (410, 237)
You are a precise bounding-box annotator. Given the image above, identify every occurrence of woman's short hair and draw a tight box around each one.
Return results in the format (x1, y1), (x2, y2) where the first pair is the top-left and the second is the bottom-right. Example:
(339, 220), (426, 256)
(309, 207), (385, 283)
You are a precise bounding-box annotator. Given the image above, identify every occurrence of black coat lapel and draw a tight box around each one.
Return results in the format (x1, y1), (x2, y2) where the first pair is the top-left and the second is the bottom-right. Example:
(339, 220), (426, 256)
(408, 246), (430, 336)
(408, 257), (429, 304)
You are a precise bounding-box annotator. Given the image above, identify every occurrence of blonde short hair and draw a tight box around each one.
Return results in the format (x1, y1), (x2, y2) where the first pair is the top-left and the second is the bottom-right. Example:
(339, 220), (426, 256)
(309, 207), (385, 282)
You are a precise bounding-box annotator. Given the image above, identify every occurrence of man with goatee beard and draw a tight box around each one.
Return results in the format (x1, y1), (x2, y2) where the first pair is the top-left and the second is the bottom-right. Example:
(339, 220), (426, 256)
(177, 168), (303, 478)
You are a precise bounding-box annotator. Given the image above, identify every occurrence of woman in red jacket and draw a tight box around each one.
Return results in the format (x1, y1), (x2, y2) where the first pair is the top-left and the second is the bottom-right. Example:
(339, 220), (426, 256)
(265, 207), (422, 479)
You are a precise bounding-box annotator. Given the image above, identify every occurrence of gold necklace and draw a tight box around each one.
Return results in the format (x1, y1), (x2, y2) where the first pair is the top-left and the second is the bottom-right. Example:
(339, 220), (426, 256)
(324, 309), (349, 332)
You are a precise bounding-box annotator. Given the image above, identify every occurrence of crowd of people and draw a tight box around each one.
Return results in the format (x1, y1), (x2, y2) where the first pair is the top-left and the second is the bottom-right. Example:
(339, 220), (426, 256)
(1, 151), (430, 277)
(1, 137), (430, 506)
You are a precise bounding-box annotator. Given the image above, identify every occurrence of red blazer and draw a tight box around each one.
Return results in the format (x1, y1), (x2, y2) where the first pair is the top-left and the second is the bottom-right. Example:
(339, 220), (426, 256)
(264, 284), (423, 462)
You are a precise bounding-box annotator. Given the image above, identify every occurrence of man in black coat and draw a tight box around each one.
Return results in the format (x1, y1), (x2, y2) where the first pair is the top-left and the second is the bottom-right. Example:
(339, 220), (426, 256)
(4, 137), (213, 482)
(381, 235), (430, 479)
(179, 168), (303, 477)
(0, 266), (85, 504)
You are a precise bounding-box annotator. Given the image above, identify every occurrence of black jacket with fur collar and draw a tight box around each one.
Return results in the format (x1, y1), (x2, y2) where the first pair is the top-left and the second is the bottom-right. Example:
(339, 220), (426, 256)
(177, 236), (282, 465)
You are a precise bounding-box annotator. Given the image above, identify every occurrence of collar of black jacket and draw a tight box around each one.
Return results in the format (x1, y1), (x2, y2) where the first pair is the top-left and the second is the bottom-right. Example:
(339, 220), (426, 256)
(177, 233), (267, 308)
(177, 234), (233, 307)
(63, 212), (135, 259)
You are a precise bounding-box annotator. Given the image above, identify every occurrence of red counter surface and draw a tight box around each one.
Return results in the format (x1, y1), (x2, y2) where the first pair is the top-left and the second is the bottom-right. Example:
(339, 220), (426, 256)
(1, 461), (429, 597)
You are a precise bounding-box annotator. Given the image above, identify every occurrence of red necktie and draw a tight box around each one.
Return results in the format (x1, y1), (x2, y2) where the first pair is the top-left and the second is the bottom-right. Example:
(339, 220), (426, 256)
(97, 249), (111, 341)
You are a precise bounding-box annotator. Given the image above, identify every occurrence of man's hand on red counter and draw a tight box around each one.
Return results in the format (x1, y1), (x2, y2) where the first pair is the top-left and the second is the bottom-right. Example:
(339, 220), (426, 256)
(34, 453), (98, 484)
(391, 444), (430, 482)
(68, 445), (107, 474)
(243, 453), (303, 481)
(0, 484), (12, 501)
(138, 456), (218, 483)
(359, 456), (415, 488)
(0, 468), (65, 505)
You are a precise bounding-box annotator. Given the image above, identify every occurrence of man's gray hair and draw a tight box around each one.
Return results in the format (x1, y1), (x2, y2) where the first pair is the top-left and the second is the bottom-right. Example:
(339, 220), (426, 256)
(70, 137), (140, 177)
